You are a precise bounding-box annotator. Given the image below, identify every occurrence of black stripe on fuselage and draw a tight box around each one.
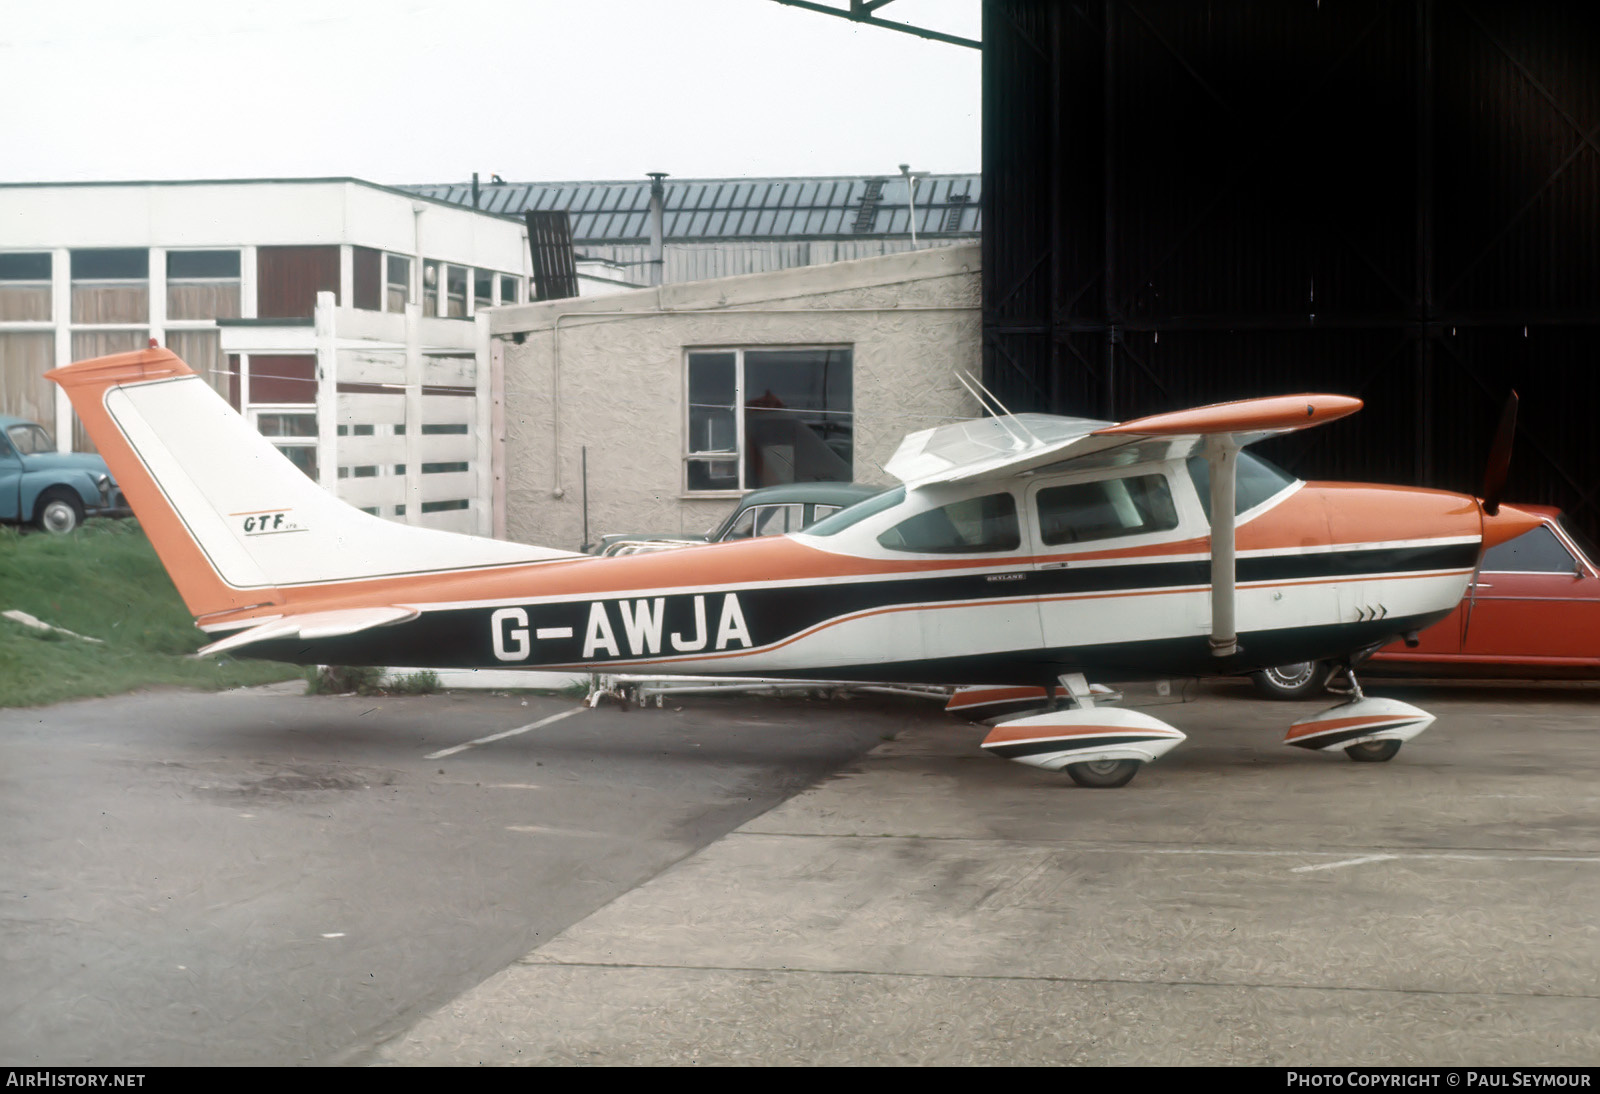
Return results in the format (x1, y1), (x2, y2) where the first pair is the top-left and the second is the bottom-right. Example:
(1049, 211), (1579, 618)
(236, 543), (1474, 676)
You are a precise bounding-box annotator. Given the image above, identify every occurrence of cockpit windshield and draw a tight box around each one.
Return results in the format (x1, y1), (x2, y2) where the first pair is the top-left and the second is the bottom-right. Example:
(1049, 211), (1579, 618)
(1186, 451), (1298, 519)
(800, 486), (905, 537)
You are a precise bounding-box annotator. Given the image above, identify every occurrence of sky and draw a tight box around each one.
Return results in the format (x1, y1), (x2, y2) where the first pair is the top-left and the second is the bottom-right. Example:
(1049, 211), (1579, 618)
(1, 0), (981, 186)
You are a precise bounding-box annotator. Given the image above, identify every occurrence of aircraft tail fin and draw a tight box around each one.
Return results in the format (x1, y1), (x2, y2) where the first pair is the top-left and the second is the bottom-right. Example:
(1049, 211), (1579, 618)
(47, 348), (576, 626)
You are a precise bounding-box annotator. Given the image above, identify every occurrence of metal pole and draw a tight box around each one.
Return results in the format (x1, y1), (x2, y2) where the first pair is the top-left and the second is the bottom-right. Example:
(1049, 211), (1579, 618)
(1207, 436), (1238, 657)
(647, 172), (668, 287)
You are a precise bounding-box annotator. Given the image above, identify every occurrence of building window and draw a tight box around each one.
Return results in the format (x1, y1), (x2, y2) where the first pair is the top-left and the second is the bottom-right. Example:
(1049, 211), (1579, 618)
(167, 249), (241, 320)
(71, 248), (148, 324)
(445, 264), (468, 318)
(498, 273), (519, 306)
(250, 408), (318, 479)
(0, 331), (56, 427)
(0, 252), (51, 321)
(685, 347), (853, 493)
(474, 269), (492, 313)
(422, 260), (441, 317)
(386, 255), (411, 312)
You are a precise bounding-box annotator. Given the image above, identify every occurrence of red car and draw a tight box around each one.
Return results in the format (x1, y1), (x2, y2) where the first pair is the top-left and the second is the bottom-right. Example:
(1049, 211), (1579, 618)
(1252, 506), (1600, 697)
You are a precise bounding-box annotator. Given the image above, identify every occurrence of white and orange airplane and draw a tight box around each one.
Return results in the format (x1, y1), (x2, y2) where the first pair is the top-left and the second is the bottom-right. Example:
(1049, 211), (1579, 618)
(48, 347), (1537, 787)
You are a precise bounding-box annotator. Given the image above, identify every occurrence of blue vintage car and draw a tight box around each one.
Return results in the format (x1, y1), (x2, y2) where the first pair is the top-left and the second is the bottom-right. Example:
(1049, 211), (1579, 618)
(0, 414), (128, 533)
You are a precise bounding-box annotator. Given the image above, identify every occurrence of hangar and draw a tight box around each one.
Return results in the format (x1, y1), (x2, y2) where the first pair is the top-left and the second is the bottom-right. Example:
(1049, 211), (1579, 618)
(980, 0), (1600, 541)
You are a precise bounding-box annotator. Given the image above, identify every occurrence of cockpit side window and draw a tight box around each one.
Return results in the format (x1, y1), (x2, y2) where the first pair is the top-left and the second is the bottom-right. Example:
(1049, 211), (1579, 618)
(1036, 474), (1178, 546)
(877, 492), (1021, 554)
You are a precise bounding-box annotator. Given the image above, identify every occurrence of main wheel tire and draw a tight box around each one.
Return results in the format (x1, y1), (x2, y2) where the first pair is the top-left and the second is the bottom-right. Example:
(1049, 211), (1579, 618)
(1065, 758), (1141, 788)
(1345, 739), (1402, 763)
(1250, 661), (1329, 700)
(35, 491), (84, 534)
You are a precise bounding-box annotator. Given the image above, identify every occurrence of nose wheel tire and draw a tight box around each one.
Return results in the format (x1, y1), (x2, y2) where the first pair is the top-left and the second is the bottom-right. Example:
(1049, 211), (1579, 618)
(1345, 739), (1402, 763)
(1065, 758), (1142, 788)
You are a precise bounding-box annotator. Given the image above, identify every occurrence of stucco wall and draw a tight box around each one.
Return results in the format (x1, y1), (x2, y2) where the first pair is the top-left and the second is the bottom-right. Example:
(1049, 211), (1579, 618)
(493, 243), (982, 550)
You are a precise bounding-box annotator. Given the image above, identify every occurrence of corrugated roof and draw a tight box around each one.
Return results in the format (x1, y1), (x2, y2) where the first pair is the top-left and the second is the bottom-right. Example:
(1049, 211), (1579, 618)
(403, 174), (982, 242)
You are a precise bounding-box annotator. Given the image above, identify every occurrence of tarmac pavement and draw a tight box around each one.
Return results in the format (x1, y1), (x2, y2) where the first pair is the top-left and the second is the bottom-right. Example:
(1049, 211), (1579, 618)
(362, 679), (1600, 1067)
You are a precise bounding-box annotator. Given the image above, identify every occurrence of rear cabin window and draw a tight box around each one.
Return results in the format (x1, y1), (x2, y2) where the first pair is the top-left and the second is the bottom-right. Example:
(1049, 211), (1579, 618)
(1036, 474), (1179, 546)
(877, 493), (1020, 554)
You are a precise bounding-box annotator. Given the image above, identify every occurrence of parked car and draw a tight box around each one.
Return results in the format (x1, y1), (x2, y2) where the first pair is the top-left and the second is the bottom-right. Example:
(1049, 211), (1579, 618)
(0, 415), (128, 533)
(588, 482), (884, 556)
(1251, 506), (1600, 697)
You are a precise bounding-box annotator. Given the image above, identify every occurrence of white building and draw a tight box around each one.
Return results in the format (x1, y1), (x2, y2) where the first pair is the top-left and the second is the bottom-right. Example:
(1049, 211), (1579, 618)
(0, 178), (534, 534)
(489, 243), (984, 550)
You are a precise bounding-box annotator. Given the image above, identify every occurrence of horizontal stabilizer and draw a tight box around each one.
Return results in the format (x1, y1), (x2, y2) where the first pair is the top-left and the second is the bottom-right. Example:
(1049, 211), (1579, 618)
(199, 606), (419, 657)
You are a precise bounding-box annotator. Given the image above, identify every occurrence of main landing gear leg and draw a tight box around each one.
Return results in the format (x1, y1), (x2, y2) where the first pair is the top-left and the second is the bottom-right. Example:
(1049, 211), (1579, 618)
(976, 672), (1187, 789)
(1283, 667), (1435, 762)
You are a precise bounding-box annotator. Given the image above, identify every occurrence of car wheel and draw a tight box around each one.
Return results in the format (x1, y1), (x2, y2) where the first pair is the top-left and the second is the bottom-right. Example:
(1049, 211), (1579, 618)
(35, 491), (84, 534)
(1065, 759), (1142, 788)
(1344, 739), (1402, 763)
(1250, 661), (1329, 700)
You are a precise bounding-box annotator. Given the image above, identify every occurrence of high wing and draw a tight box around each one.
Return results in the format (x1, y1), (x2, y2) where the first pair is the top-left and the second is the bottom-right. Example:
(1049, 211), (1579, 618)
(888, 394), (1364, 659)
(885, 395), (1362, 489)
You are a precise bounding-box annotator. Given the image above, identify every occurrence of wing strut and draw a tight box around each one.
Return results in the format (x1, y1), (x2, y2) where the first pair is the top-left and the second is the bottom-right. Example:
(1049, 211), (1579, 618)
(1206, 435), (1239, 657)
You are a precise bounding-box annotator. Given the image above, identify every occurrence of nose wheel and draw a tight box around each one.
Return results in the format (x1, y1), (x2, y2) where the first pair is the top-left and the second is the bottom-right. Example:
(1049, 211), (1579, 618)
(1065, 758), (1142, 788)
(1344, 739), (1402, 763)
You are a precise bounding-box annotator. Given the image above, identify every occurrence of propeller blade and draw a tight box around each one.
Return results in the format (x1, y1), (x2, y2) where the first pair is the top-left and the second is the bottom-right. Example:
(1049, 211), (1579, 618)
(1480, 390), (1518, 517)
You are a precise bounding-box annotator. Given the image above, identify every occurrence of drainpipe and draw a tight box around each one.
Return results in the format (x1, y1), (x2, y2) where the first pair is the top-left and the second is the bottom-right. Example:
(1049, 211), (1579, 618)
(899, 164), (919, 248)
(647, 172), (668, 287)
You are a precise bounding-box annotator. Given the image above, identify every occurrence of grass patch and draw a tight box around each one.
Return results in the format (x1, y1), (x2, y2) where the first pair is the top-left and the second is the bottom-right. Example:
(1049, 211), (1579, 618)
(0, 520), (303, 707)
(305, 666), (442, 696)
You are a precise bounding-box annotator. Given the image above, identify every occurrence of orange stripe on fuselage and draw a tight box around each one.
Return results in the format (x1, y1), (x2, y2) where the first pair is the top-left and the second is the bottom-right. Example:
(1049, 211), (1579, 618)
(207, 481), (1484, 631)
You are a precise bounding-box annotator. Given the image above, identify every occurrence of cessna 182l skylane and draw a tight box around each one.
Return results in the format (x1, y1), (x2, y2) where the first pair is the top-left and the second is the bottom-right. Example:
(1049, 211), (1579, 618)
(49, 348), (1537, 787)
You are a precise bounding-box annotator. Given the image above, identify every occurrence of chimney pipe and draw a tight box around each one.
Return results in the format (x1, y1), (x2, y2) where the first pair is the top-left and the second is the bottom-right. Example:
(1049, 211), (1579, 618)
(647, 172), (668, 287)
(471, 171), (480, 210)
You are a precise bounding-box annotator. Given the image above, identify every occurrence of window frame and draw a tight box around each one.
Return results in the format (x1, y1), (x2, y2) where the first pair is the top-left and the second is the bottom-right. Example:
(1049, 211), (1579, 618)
(248, 406), (319, 480)
(682, 344), (854, 497)
(1033, 470), (1182, 548)
(1480, 523), (1580, 575)
(1027, 465), (1195, 554)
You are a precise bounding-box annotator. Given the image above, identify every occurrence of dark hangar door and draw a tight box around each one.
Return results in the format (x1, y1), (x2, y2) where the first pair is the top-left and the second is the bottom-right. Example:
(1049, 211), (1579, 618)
(981, 1), (1600, 541)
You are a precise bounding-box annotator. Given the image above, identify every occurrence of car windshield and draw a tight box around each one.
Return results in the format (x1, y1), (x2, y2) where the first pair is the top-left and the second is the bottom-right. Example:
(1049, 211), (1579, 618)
(1558, 515), (1599, 569)
(6, 424), (54, 455)
(800, 486), (906, 537)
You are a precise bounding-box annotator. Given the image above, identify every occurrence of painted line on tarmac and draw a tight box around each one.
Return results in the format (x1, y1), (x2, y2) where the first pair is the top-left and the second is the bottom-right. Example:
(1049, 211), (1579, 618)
(1291, 854), (1399, 873)
(426, 707), (584, 759)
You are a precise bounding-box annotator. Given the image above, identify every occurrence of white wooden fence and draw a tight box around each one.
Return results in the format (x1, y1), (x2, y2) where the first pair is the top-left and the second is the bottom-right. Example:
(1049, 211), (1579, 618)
(311, 292), (493, 537)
